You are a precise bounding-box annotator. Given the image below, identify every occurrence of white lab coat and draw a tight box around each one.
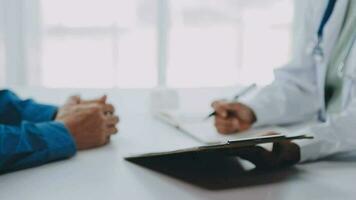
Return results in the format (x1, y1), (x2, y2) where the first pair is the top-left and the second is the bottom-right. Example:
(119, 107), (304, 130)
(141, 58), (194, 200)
(239, 0), (356, 162)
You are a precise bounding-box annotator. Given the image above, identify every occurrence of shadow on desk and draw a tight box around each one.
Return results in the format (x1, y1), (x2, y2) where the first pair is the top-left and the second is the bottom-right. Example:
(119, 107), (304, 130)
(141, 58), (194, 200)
(321, 152), (356, 162)
(126, 154), (300, 190)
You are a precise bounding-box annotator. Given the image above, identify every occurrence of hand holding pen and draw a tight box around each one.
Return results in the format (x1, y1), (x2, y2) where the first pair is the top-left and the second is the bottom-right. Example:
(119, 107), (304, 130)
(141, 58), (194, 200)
(208, 84), (257, 134)
(206, 84), (256, 119)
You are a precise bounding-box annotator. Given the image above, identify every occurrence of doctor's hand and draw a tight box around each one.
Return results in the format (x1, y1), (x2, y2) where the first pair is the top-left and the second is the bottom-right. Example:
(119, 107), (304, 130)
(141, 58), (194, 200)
(212, 100), (256, 134)
(235, 138), (301, 170)
(55, 96), (119, 150)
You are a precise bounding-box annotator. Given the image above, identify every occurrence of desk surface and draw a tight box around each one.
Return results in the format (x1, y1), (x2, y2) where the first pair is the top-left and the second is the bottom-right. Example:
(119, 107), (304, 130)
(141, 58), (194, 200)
(1, 87), (356, 200)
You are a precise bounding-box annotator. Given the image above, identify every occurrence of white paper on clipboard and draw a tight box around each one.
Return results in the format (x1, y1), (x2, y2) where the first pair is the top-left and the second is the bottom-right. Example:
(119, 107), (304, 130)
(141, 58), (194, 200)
(154, 110), (288, 145)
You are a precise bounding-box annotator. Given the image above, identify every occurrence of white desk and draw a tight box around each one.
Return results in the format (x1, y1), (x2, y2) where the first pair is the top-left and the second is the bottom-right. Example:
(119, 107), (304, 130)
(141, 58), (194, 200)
(1, 87), (356, 200)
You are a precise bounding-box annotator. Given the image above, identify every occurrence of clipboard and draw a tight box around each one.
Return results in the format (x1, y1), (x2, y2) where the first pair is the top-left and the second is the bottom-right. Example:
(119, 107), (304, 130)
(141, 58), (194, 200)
(125, 134), (313, 161)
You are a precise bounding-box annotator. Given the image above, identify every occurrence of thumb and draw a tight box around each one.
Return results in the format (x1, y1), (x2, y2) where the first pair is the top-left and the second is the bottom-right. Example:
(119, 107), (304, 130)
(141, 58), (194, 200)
(66, 95), (81, 105)
(228, 103), (244, 113)
(97, 95), (107, 104)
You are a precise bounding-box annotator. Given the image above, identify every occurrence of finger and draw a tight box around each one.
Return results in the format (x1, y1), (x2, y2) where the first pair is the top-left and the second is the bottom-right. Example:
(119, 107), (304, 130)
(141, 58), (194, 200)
(216, 124), (240, 134)
(236, 146), (276, 169)
(215, 123), (239, 134)
(272, 141), (293, 157)
(273, 142), (301, 166)
(229, 103), (256, 123)
(84, 103), (104, 112)
(105, 115), (120, 126)
(228, 103), (242, 110)
(215, 117), (240, 130)
(81, 101), (114, 116)
(263, 132), (281, 136)
(103, 104), (115, 114)
(216, 126), (234, 135)
(213, 104), (230, 118)
(98, 95), (107, 104)
(107, 127), (119, 135)
(228, 103), (248, 119)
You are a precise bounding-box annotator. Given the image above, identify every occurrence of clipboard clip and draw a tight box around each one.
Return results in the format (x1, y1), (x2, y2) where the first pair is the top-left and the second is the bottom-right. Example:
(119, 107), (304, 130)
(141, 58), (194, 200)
(227, 134), (314, 145)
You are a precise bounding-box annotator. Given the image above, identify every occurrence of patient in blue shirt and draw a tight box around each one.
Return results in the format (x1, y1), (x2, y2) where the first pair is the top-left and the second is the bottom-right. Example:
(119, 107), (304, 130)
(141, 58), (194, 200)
(0, 89), (119, 173)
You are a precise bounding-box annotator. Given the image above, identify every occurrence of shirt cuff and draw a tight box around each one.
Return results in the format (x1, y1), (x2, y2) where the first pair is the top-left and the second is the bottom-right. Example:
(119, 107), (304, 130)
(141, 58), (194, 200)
(36, 121), (77, 161)
(290, 125), (323, 163)
(293, 136), (319, 163)
(27, 103), (58, 122)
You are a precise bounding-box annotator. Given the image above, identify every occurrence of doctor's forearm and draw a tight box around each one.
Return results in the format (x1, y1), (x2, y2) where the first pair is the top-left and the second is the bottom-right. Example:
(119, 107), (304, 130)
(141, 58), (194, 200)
(240, 82), (319, 127)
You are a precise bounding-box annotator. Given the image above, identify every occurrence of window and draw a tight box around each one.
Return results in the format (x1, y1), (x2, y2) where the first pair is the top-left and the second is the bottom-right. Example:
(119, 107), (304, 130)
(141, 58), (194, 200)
(41, 0), (157, 88)
(40, 0), (294, 88)
(166, 0), (293, 87)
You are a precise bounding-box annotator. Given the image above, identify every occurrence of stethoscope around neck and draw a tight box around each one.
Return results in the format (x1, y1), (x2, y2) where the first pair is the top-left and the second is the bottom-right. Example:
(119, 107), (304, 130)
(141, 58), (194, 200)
(310, 0), (356, 80)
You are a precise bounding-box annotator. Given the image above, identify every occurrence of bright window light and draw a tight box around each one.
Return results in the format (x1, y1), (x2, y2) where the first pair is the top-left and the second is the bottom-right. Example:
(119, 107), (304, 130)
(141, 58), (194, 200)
(40, 0), (293, 88)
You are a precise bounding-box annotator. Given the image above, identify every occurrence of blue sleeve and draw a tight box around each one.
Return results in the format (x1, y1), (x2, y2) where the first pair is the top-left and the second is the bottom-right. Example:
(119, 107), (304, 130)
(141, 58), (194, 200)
(0, 90), (58, 125)
(0, 121), (76, 173)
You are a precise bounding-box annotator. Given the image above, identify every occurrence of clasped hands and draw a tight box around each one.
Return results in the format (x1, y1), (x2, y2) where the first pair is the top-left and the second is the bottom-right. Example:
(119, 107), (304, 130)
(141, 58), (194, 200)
(55, 95), (120, 150)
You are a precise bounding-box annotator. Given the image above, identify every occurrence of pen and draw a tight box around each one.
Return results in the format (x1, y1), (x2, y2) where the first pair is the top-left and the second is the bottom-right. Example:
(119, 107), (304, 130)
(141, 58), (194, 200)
(205, 83), (257, 120)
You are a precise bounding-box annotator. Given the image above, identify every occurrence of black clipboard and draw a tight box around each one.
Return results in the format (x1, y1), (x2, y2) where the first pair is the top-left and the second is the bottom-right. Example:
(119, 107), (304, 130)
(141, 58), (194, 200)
(125, 134), (313, 161)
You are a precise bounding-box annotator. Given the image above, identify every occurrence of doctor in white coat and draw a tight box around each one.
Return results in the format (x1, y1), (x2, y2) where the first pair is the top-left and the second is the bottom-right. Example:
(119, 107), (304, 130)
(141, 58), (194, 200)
(212, 0), (356, 168)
